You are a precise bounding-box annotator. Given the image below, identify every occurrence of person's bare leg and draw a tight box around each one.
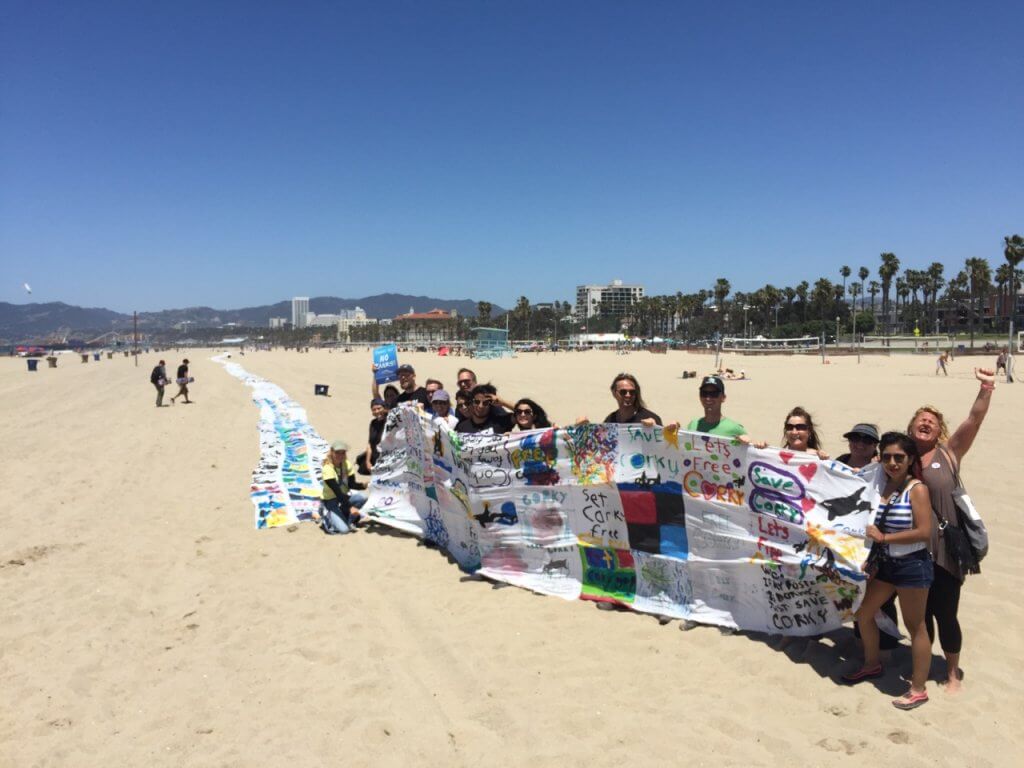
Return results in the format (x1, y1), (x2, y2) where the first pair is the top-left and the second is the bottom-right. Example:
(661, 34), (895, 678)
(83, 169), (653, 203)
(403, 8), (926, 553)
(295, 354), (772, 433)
(852, 579), (896, 671)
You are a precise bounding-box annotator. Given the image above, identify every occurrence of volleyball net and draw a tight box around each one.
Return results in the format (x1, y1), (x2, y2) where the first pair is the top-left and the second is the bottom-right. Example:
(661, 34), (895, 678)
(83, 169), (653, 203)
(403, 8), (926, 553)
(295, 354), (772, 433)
(860, 335), (954, 351)
(720, 336), (823, 354)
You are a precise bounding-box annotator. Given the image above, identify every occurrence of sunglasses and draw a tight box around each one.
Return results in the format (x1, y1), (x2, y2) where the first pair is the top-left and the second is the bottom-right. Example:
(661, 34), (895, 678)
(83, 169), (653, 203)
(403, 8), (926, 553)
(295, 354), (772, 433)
(457, 379), (473, 387)
(881, 452), (907, 463)
(848, 435), (877, 445)
(472, 399), (491, 406)
(515, 408), (533, 416)
(784, 423), (809, 431)
(699, 390), (721, 398)
(616, 388), (637, 396)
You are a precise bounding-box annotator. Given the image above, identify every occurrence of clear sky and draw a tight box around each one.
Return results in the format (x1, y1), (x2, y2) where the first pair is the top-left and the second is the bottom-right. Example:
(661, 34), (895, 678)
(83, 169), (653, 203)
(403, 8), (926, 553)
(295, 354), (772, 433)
(2, 1), (1021, 312)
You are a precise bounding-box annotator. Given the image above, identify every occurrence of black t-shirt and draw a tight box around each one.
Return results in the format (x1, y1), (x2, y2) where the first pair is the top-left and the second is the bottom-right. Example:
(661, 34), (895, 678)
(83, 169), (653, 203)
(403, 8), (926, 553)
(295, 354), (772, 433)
(176, 364), (188, 379)
(396, 387), (431, 410)
(455, 411), (513, 435)
(603, 407), (662, 426)
(368, 418), (386, 461)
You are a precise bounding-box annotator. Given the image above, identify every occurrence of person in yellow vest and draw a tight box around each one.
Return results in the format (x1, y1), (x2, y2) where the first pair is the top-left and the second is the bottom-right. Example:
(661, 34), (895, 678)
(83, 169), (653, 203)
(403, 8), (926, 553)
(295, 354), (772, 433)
(320, 440), (367, 533)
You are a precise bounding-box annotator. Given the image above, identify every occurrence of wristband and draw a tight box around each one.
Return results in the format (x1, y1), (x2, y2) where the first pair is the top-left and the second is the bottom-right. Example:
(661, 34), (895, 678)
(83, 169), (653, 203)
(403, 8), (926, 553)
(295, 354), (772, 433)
(980, 382), (995, 392)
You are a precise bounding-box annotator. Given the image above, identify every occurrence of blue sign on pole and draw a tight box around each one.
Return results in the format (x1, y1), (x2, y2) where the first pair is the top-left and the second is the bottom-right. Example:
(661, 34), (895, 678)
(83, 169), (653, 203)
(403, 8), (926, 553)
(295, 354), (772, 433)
(373, 343), (399, 385)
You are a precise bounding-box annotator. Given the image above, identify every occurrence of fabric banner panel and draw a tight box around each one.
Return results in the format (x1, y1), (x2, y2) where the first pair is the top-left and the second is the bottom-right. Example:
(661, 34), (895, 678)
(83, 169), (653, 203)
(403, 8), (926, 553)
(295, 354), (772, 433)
(364, 406), (882, 635)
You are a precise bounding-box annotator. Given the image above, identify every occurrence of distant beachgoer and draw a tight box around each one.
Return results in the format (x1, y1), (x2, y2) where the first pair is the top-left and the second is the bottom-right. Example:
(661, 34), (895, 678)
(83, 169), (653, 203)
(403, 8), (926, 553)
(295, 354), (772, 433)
(356, 398), (388, 475)
(686, 376), (746, 438)
(602, 373), (661, 426)
(936, 351), (950, 376)
(150, 359), (168, 407)
(995, 347), (1007, 375)
(170, 359), (192, 404)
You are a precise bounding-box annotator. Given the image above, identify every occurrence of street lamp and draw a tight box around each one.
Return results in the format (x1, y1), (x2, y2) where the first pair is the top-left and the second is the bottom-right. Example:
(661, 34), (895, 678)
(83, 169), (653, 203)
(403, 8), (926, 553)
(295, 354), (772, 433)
(836, 316), (841, 348)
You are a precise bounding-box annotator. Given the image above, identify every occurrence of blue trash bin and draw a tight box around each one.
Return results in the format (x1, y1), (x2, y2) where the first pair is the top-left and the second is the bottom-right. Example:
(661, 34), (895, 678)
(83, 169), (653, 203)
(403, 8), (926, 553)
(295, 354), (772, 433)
(27, 358), (39, 371)
(93, 352), (100, 361)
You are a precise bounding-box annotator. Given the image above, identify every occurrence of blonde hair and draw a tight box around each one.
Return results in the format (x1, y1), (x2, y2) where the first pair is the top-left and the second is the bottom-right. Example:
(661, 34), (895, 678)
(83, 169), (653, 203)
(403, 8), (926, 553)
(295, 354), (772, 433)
(908, 406), (950, 443)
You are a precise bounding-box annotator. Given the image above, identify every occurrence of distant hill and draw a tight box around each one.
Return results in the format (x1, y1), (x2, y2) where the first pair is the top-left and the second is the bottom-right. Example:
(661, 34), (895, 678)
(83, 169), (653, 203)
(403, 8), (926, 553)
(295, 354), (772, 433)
(0, 294), (503, 341)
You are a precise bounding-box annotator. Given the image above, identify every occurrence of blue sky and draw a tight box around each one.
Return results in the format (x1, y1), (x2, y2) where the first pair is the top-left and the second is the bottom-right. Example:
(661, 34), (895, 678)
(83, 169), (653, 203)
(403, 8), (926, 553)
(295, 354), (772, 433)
(2, 1), (1021, 312)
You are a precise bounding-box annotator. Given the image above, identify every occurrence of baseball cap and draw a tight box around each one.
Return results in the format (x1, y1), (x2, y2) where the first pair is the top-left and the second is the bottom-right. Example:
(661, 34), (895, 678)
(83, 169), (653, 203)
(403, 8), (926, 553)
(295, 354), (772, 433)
(431, 389), (450, 402)
(330, 440), (350, 452)
(842, 423), (879, 442)
(700, 375), (725, 394)
(397, 364), (415, 375)
(370, 398), (387, 407)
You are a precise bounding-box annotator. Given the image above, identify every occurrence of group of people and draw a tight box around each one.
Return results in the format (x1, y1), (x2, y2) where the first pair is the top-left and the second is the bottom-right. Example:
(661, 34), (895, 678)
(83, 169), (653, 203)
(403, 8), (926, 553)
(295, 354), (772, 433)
(328, 357), (997, 711)
(149, 358), (193, 406)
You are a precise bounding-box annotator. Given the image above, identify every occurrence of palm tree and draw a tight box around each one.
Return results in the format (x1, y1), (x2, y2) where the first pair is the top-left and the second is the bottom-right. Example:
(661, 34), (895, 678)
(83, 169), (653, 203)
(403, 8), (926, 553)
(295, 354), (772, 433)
(868, 280), (880, 318)
(895, 277), (909, 333)
(1006, 235), (1024, 331)
(839, 266), (851, 312)
(965, 257), (993, 347)
(926, 262), (945, 331)
(995, 263), (1013, 323)
(878, 252), (900, 336)
(796, 281), (809, 322)
(858, 266), (870, 311)
(476, 301), (493, 324)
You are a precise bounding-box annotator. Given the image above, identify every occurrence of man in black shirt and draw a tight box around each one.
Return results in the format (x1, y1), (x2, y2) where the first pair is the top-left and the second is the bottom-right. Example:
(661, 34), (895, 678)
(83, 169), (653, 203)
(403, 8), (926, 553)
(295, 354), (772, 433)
(170, 358), (192, 404)
(455, 384), (513, 434)
(150, 360), (168, 407)
(356, 398), (389, 475)
(394, 364), (432, 410)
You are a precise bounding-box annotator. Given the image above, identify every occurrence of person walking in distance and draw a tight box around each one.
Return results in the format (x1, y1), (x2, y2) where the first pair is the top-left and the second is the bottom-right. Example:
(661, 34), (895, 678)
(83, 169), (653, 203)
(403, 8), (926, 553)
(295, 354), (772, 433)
(150, 359), (168, 407)
(171, 358), (192, 404)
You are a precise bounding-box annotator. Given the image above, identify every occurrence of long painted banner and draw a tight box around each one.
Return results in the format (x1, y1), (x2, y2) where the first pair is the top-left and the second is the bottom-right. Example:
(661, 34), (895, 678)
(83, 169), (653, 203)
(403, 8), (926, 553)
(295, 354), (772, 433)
(364, 405), (884, 635)
(216, 355), (328, 528)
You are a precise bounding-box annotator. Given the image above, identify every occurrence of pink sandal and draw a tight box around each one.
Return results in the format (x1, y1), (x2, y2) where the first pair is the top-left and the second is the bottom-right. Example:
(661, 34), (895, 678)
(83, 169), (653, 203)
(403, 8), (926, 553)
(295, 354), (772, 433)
(892, 690), (929, 710)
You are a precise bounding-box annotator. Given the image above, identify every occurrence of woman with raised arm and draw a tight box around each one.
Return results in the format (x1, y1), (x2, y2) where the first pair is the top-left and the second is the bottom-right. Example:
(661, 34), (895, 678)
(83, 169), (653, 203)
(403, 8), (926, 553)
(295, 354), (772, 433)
(909, 367), (996, 693)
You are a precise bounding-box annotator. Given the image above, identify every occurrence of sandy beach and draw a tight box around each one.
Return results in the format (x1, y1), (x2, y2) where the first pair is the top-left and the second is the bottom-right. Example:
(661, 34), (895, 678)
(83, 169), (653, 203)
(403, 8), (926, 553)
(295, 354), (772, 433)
(2, 347), (1022, 767)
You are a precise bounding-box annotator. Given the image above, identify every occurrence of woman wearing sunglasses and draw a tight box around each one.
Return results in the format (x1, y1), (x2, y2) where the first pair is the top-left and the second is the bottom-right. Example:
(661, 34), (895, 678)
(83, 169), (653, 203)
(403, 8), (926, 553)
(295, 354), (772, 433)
(908, 367), (995, 694)
(603, 373), (661, 427)
(511, 398), (554, 431)
(843, 432), (933, 711)
(753, 406), (828, 457)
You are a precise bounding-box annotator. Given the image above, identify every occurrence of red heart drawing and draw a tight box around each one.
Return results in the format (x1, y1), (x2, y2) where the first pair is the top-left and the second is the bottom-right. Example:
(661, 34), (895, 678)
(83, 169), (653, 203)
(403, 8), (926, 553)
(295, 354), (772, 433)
(779, 451), (794, 464)
(800, 497), (815, 512)
(798, 464), (817, 482)
(701, 480), (717, 500)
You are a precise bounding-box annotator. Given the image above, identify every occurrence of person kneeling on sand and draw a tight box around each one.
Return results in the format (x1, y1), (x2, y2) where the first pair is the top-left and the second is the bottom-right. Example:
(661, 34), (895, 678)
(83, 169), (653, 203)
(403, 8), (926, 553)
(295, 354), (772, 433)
(319, 441), (368, 534)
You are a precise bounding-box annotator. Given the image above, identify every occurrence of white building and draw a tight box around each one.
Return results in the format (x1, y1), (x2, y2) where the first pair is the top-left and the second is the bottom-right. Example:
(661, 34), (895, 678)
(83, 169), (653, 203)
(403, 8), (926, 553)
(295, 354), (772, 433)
(269, 317), (287, 329)
(575, 280), (644, 319)
(291, 297), (310, 329)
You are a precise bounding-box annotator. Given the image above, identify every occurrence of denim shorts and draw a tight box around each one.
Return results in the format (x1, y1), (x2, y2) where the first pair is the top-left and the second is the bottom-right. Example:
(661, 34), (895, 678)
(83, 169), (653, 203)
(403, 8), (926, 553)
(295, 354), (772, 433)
(875, 548), (934, 588)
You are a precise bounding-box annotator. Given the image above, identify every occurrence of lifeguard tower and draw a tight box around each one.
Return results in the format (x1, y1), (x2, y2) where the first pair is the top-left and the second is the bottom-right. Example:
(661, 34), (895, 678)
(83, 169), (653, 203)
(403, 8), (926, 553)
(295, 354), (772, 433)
(470, 327), (513, 359)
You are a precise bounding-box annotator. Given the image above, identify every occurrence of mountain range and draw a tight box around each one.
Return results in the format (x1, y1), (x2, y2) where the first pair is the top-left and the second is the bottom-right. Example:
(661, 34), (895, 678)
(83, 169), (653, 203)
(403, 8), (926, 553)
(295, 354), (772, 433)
(0, 294), (504, 341)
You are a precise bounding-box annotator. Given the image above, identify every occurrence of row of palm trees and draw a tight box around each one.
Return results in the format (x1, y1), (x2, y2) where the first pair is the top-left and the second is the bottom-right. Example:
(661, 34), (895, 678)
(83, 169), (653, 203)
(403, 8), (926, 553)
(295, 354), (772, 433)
(622, 235), (1022, 345)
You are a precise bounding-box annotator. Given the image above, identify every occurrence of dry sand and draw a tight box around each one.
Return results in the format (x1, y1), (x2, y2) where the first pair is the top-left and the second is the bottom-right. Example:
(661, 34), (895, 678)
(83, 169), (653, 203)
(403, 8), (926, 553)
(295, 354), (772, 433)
(2, 347), (1022, 767)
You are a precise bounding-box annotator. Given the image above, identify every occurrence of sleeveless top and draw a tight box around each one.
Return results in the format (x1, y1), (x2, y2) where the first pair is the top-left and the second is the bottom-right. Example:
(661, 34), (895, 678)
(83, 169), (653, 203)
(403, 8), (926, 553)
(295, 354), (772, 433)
(878, 479), (927, 557)
(921, 445), (963, 581)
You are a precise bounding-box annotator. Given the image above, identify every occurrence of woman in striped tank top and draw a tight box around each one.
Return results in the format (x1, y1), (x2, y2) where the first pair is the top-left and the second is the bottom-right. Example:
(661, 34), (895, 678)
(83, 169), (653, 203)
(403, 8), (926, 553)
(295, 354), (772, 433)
(842, 432), (934, 710)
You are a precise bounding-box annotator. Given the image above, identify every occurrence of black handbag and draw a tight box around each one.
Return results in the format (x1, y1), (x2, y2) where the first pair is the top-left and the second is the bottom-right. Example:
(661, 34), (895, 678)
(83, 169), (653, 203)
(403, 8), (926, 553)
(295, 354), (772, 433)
(936, 447), (985, 575)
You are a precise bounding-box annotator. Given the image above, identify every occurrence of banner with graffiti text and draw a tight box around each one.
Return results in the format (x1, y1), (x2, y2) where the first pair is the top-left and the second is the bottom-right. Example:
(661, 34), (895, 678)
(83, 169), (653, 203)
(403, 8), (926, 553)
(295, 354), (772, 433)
(365, 406), (884, 635)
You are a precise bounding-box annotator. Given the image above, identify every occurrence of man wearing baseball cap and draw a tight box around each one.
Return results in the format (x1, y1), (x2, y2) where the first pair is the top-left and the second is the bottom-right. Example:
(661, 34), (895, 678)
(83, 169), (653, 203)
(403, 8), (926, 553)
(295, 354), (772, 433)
(394, 363), (432, 410)
(686, 375), (747, 438)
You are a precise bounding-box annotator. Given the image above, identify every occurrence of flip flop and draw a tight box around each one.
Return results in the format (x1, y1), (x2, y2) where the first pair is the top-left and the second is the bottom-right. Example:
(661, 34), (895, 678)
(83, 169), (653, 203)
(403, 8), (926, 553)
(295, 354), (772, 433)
(892, 690), (929, 710)
(840, 665), (884, 684)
